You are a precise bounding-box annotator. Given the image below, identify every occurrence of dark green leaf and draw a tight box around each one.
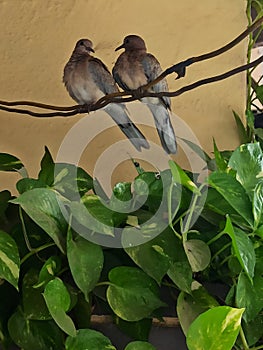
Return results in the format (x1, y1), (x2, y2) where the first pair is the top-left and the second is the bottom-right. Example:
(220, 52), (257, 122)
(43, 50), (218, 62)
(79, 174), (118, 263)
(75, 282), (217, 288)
(67, 230), (103, 300)
(125, 228), (179, 284)
(0, 190), (11, 220)
(107, 267), (165, 321)
(224, 217), (256, 281)
(0, 230), (20, 290)
(184, 239), (211, 272)
(228, 143), (263, 197)
(16, 178), (47, 194)
(65, 329), (116, 350)
(233, 111), (249, 144)
(243, 312), (263, 347)
(212, 139), (228, 172)
(253, 81), (263, 105)
(124, 341), (156, 350)
(11, 188), (67, 253)
(208, 172), (253, 227)
(38, 146), (55, 186)
(8, 308), (64, 350)
(116, 317), (152, 342)
(0, 153), (23, 172)
(43, 278), (76, 336)
(236, 272), (263, 323)
(22, 270), (51, 320)
(186, 306), (244, 350)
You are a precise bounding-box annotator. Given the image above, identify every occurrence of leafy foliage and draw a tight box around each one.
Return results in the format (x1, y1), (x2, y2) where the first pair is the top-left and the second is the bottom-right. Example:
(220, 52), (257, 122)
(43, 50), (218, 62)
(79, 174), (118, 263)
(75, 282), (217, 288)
(0, 143), (262, 350)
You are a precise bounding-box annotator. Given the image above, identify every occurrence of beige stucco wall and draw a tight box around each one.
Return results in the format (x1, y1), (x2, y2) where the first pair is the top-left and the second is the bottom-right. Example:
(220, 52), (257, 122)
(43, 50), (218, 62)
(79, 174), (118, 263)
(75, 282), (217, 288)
(0, 0), (247, 193)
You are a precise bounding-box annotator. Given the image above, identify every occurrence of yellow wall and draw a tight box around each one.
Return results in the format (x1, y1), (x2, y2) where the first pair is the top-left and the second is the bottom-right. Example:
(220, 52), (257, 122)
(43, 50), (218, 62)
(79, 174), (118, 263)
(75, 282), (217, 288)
(0, 0), (247, 193)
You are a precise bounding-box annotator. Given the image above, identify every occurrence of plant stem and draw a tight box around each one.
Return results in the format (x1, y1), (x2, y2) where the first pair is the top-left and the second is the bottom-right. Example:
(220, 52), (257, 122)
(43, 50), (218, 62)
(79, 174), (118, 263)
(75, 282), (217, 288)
(207, 230), (225, 245)
(167, 182), (182, 240)
(96, 281), (111, 287)
(19, 206), (32, 251)
(20, 242), (56, 264)
(211, 242), (232, 261)
(239, 326), (249, 350)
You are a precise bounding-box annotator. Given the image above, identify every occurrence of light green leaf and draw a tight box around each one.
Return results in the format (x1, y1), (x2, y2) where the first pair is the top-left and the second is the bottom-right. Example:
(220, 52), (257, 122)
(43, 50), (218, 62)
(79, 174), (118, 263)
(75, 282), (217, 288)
(0, 230), (20, 290)
(184, 239), (211, 272)
(224, 217), (255, 281)
(107, 267), (165, 321)
(169, 161), (200, 194)
(65, 329), (116, 350)
(125, 228), (179, 284)
(43, 278), (76, 336)
(125, 341), (157, 350)
(228, 143), (263, 197)
(208, 172), (254, 227)
(67, 230), (103, 300)
(253, 180), (263, 228)
(11, 188), (67, 253)
(186, 306), (244, 350)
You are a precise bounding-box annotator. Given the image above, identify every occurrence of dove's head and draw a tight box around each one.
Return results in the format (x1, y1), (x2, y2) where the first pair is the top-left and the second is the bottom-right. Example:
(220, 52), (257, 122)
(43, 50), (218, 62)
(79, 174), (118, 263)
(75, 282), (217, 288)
(74, 39), (95, 54)
(115, 35), (146, 52)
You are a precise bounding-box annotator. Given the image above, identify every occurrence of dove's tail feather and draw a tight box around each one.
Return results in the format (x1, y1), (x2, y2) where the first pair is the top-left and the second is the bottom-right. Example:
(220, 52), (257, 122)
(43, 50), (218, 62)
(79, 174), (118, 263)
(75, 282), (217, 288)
(105, 103), (150, 151)
(147, 104), (177, 154)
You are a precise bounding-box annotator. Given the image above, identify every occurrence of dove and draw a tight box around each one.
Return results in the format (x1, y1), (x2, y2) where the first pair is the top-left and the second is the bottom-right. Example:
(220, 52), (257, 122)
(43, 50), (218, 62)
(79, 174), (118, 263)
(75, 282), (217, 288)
(113, 35), (177, 154)
(63, 39), (149, 151)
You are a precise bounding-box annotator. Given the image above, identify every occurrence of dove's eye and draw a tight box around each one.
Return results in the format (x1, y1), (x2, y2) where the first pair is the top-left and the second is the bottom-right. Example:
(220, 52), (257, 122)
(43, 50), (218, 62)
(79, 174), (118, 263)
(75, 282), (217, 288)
(79, 41), (84, 46)
(125, 39), (129, 44)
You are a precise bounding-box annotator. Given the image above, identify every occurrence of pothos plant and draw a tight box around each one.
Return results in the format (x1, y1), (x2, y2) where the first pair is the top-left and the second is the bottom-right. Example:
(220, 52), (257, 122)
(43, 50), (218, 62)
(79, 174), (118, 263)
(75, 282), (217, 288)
(0, 139), (262, 350)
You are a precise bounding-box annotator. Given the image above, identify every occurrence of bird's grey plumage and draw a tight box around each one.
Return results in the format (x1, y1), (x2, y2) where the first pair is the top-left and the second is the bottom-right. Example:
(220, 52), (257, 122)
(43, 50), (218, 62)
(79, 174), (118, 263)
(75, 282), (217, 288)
(113, 35), (177, 154)
(63, 39), (149, 151)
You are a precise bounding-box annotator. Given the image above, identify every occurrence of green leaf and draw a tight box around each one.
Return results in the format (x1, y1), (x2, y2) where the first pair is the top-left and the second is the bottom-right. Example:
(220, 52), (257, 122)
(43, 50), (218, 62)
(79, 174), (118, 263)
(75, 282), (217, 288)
(110, 182), (132, 211)
(67, 230), (103, 300)
(253, 80), (263, 105)
(53, 163), (93, 198)
(208, 172), (254, 227)
(184, 239), (211, 272)
(107, 267), (165, 321)
(125, 228), (179, 284)
(169, 161), (200, 194)
(0, 190), (11, 220)
(22, 270), (51, 320)
(16, 178), (47, 194)
(34, 256), (62, 289)
(38, 146), (55, 186)
(0, 153), (23, 172)
(8, 308), (64, 350)
(212, 139), (228, 172)
(224, 217), (256, 281)
(70, 200), (113, 237)
(228, 143), (263, 197)
(116, 317), (152, 342)
(65, 329), (116, 350)
(236, 272), (263, 323)
(124, 341), (157, 350)
(243, 312), (263, 347)
(177, 283), (219, 335)
(11, 188), (67, 253)
(186, 306), (244, 350)
(233, 111), (249, 144)
(0, 230), (20, 290)
(253, 180), (263, 228)
(179, 138), (211, 163)
(43, 277), (76, 336)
